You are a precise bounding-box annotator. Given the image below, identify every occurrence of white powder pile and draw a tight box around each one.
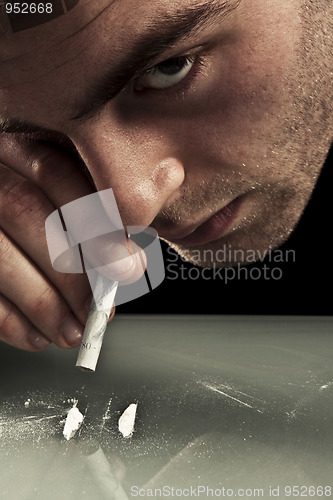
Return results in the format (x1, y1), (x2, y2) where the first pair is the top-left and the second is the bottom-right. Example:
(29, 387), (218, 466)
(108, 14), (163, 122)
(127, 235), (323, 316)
(63, 406), (84, 441)
(319, 382), (333, 391)
(118, 403), (137, 438)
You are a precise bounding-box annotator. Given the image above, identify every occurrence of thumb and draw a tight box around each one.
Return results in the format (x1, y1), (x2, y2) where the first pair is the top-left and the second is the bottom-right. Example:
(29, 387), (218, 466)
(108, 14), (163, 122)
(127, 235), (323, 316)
(81, 232), (147, 285)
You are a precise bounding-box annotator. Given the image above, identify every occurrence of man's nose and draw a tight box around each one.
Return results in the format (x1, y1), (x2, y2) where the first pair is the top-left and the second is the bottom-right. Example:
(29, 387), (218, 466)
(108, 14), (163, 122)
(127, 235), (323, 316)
(72, 124), (185, 227)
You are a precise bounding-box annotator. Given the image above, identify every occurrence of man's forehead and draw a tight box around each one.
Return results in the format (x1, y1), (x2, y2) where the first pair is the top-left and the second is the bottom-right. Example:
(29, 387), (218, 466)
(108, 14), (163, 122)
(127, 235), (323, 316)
(0, 0), (192, 40)
(0, 0), (239, 66)
(0, 0), (231, 42)
(0, 0), (241, 126)
(2, 0), (80, 34)
(0, 0), (116, 58)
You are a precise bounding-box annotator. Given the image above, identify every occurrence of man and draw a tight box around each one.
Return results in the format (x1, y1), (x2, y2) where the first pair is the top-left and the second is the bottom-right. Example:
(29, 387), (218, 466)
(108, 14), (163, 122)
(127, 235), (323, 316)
(0, 0), (332, 351)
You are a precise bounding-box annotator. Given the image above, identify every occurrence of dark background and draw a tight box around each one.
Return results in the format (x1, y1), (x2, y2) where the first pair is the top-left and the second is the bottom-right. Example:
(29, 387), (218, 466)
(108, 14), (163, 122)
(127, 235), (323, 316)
(119, 146), (333, 316)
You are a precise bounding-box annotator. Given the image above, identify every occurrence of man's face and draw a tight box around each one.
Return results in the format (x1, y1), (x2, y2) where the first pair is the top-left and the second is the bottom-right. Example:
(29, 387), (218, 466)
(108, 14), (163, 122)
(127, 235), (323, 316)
(0, 0), (332, 266)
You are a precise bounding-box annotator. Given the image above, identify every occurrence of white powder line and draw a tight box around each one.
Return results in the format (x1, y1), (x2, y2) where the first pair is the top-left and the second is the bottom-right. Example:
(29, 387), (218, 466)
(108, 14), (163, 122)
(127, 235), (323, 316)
(204, 383), (254, 408)
(100, 398), (113, 434)
(23, 415), (61, 422)
(231, 389), (259, 401)
(102, 398), (113, 423)
(216, 384), (262, 402)
(118, 403), (138, 438)
(63, 406), (84, 441)
(223, 386), (266, 406)
(202, 383), (263, 413)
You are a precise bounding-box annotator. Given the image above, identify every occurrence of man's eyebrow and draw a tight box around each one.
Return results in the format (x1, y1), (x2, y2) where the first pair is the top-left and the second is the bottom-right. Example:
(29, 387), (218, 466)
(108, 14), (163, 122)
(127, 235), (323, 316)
(0, 118), (52, 135)
(72, 0), (241, 121)
(0, 118), (76, 156)
(0, 117), (88, 166)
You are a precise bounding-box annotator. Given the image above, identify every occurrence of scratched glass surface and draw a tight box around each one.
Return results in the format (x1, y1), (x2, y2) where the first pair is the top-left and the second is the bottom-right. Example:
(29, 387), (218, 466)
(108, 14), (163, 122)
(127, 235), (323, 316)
(0, 316), (333, 499)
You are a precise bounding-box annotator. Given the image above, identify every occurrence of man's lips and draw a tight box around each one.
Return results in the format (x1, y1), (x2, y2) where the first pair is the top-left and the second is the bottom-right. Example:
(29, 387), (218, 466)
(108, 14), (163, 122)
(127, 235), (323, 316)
(160, 197), (243, 247)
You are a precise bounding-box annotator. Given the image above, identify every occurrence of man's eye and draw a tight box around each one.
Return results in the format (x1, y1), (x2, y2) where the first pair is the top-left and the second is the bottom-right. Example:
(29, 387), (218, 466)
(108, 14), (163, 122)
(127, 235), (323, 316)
(134, 55), (196, 91)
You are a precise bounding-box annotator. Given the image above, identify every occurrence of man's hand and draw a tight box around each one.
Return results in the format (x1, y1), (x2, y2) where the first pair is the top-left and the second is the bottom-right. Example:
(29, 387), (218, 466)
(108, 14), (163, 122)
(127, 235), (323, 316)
(0, 134), (143, 352)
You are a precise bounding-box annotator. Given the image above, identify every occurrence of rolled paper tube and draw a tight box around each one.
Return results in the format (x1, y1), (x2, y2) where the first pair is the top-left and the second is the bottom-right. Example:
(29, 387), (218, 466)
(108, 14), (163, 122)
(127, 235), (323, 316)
(76, 277), (118, 372)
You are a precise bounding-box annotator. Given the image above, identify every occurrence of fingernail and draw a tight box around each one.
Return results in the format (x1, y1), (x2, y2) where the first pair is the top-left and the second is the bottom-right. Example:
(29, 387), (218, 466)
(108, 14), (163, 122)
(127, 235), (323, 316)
(60, 313), (83, 346)
(101, 244), (135, 276)
(28, 331), (51, 350)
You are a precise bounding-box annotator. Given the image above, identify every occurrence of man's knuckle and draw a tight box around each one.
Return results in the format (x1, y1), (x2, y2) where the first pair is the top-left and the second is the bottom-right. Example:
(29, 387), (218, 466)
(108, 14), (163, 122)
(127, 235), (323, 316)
(30, 148), (81, 189)
(30, 149), (56, 172)
(60, 271), (78, 290)
(0, 229), (13, 260)
(1, 175), (46, 223)
(32, 286), (55, 316)
(0, 299), (15, 339)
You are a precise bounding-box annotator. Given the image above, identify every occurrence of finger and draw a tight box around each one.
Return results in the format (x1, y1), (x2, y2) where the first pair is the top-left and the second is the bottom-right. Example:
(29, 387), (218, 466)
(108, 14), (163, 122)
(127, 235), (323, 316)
(0, 161), (91, 326)
(0, 228), (84, 348)
(0, 136), (146, 304)
(0, 294), (51, 352)
(81, 232), (147, 285)
(0, 133), (94, 205)
(0, 135), (96, 323)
